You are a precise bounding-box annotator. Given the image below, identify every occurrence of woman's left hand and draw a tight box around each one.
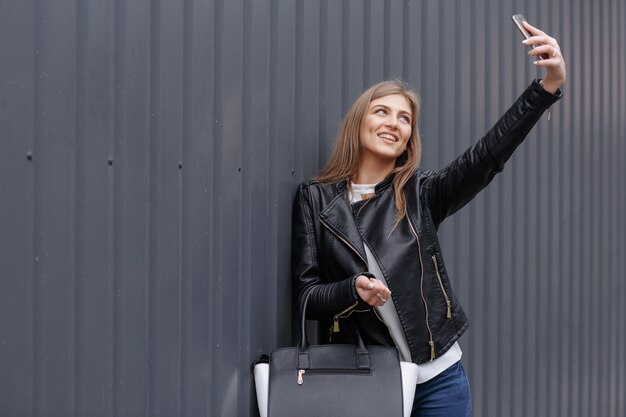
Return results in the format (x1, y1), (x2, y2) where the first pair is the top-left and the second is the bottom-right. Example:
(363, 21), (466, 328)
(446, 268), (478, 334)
(355, 275), (391, 307)
(522, 21), (567, 94)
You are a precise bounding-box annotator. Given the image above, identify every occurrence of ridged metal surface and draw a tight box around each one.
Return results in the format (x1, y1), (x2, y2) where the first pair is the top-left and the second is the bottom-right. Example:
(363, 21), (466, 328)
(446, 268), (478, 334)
(0, 0), (624, 416)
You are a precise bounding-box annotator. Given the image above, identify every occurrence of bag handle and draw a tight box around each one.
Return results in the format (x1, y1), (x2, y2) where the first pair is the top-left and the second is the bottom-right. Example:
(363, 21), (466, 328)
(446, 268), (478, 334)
(297, 290), (371, 370)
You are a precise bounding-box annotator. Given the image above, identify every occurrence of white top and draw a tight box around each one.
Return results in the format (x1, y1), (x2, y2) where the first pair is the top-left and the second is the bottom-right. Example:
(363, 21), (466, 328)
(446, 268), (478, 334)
(350, 182), (462, 384)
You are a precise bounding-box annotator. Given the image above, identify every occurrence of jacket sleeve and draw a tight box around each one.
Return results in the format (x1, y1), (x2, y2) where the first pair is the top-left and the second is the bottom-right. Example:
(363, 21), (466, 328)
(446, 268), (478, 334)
(291, 182), (369, 319)
(422, 79), (562, 227)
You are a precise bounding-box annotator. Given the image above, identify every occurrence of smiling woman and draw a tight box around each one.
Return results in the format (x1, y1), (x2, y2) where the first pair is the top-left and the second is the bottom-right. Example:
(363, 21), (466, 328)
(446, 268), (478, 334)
(292, 24), (565, 415)
(357, 94), (413, 184)
(316, 80), (422, 225)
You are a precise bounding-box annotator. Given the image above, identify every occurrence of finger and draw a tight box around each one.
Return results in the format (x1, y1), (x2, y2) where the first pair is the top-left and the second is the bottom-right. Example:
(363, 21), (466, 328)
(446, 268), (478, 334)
(522, 35), (553, 49)
(530, 44), (558, 58)
(370, 280), (391, 295)
(355, 275), (374, 291)
(369, 292), (388, 307)
(364, 278), (384, 291)
(376, 293), (389, 303)
(377, 285), (392, 298)
(531, 56), (565, 73)
(528, 45), (561, 61)
(360, 278), (392, 306)
(531, 56), (562, 67)
(362, 278), (377, 291)
(522, 21), (546, 37)
(527, 45), (557, 61)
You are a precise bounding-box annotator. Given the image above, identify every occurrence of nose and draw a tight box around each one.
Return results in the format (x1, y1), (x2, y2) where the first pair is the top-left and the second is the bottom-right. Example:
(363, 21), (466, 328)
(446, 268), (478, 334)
(385, 115), (399, 129)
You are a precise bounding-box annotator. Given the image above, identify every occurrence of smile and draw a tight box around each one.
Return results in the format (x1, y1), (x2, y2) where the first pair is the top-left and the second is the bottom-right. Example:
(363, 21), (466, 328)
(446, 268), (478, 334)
(378, 132), (399, 143)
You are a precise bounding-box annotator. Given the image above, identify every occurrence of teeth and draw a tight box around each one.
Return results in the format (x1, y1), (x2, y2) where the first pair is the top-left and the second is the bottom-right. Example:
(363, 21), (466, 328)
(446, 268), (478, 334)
(379, 133), (397, 142)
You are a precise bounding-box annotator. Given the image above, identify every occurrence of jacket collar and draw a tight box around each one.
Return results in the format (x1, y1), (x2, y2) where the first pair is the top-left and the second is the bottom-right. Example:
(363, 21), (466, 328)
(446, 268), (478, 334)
(318, 174), (399, 263)
(318, 181), (367, 262)
(344, 173), (394, 195)
(373, 173), (394, 195)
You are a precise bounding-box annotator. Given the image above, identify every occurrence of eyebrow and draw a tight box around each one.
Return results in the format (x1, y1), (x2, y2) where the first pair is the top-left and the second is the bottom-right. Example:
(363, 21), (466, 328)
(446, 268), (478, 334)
(371, 104), (412, 119)
(372, 104), (411, 115)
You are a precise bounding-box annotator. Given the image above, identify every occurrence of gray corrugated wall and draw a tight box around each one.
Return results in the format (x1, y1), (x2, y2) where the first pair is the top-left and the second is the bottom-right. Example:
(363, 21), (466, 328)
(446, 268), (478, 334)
(0, 0), (624, 416)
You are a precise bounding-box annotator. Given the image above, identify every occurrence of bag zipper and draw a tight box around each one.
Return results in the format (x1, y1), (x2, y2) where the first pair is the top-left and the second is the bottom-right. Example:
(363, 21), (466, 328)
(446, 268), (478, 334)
(431, 255), (452, 319)
(297, 367), (370, 385)
(406, 217), (436, 361)
(297, 369), (305, 385)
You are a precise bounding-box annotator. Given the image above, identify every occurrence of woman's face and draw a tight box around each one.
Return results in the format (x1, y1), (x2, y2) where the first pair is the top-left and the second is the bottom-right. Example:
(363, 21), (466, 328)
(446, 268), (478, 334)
(359, 94), (412, 164)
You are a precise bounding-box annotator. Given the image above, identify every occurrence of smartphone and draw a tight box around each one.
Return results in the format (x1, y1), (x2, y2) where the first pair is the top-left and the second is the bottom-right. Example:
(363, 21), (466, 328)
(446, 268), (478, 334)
(512, 14), (549, 60)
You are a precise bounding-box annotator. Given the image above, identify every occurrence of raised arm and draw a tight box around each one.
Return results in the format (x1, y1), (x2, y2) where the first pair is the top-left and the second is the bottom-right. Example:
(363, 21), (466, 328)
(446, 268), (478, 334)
(422, 24), (566, 227)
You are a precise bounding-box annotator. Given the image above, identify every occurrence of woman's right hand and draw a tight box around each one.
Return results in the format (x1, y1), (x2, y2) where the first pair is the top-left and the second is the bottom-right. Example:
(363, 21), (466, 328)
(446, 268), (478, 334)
(355, 275), (391, 307)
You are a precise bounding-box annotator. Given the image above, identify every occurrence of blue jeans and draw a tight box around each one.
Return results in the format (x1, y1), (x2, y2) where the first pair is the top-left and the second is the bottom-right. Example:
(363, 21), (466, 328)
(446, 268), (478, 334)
(411, 361), (472, 417)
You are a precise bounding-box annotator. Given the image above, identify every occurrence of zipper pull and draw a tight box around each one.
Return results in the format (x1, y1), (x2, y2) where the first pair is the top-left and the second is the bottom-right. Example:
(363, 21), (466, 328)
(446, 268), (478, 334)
(297, 369), (305, 385)
(446, 301), (452, 319)
(429, 340), (436, 361)
(333, 316), (340, 333)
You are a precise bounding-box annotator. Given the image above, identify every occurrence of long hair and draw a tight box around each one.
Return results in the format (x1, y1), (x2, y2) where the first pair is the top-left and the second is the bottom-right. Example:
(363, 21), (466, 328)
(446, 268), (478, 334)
(316, 79), (422, 225)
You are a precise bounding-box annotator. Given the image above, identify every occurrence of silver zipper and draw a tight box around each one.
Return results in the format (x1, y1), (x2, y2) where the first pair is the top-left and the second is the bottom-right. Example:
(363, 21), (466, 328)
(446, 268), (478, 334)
(431, 255), (452, 319)
(297, 369), (305, 385)
(297, 367), (368, 385)
(406, 217), (436, 361)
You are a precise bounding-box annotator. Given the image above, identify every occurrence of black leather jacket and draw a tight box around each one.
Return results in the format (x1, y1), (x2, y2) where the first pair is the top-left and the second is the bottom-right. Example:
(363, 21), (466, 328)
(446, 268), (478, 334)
(292, 80), (562, 365)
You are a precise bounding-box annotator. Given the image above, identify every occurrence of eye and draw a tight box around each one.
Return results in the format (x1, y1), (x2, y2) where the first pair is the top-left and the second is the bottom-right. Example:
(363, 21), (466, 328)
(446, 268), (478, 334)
(399, 114), (411, 124)
(374, 107), (387, 115)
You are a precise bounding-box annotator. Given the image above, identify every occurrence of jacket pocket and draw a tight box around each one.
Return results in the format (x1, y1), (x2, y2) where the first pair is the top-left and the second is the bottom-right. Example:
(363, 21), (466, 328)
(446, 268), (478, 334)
(431, 255), (452, 319)
(329, 302), (371, 340)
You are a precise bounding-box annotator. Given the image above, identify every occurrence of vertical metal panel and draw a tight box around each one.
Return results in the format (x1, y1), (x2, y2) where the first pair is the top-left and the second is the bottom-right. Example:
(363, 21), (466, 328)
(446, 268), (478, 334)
(75, 0), (115, 413)
(1, 1), (625, 417)
(112, 0), (152, 415)
(34, 0), (78, 416)
(0, 1), (36, 415)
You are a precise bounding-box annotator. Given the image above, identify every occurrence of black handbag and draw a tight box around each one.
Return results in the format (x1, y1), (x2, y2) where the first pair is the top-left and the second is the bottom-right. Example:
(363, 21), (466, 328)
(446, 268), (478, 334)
(253, 291), (418, 417)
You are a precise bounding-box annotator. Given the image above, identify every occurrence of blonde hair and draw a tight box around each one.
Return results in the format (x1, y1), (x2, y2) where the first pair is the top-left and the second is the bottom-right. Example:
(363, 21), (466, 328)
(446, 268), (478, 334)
(316, 79), (422, 225)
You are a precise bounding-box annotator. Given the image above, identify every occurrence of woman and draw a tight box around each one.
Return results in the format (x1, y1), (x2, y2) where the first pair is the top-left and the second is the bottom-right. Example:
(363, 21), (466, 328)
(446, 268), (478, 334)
(291, 22), (566, 416)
